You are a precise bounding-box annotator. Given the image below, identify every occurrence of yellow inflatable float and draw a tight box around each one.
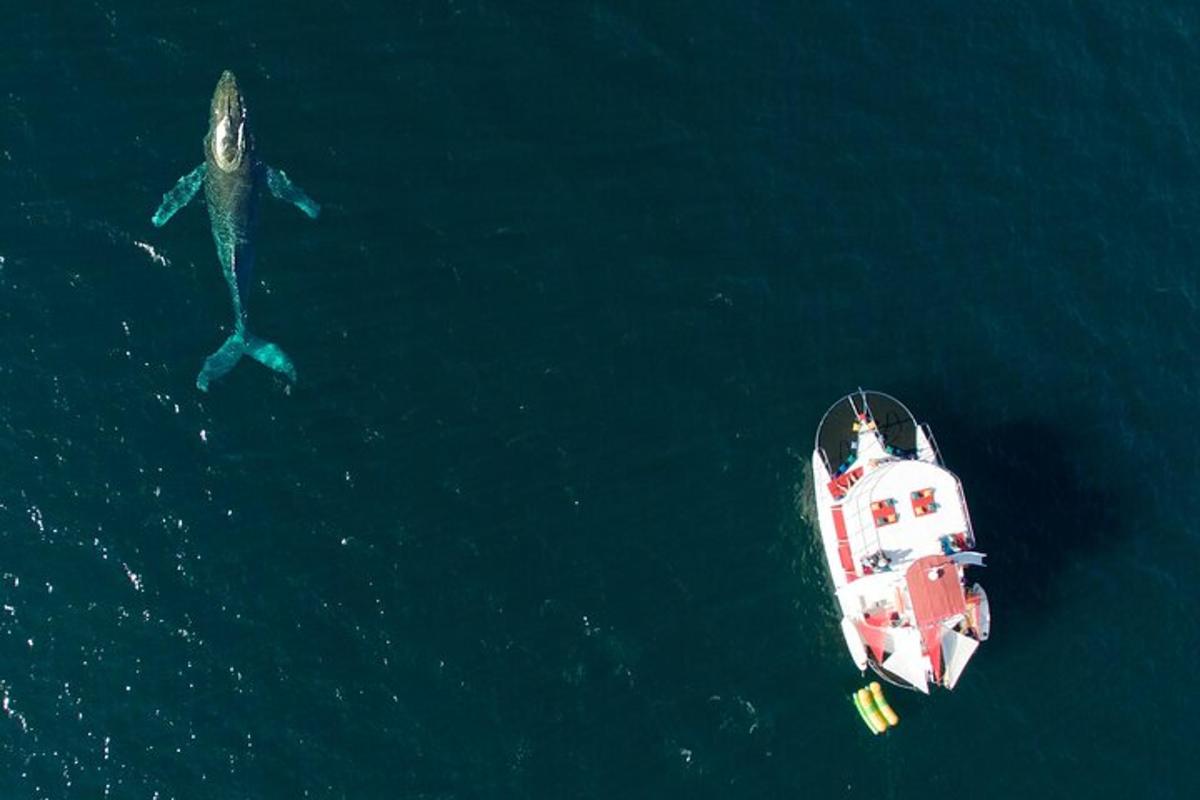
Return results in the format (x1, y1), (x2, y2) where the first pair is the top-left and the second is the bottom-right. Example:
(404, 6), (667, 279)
(851, 681), (900, 734)
(869, 681), (899, 727)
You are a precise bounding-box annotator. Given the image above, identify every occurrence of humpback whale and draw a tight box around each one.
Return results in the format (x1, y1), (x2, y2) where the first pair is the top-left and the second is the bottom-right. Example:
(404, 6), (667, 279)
(152, 70), (320, 391)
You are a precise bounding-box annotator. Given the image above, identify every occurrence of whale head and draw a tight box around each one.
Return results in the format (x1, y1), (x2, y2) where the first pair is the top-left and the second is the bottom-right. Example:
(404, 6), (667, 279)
(207, 70), (251, 173)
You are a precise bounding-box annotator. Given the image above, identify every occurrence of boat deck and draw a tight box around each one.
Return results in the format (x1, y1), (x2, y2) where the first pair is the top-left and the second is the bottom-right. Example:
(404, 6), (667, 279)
(839, 459), (973, 575)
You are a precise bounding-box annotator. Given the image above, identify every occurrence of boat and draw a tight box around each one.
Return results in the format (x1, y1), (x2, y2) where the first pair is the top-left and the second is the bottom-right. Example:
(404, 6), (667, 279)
(811, 390), (990, 693)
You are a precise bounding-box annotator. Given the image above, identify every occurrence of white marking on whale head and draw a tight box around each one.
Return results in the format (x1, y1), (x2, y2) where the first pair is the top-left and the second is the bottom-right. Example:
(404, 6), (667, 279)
(208, 70), (250, 172)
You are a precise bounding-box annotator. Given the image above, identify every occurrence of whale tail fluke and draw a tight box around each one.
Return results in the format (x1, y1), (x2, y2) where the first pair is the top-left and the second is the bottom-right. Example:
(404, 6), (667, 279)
(245, 333), (298, 382)
(196, 330), (297, 392)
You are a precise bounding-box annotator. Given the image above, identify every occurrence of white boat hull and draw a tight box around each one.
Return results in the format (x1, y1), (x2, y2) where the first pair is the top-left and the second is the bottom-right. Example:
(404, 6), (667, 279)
(812, 391), (988, 692)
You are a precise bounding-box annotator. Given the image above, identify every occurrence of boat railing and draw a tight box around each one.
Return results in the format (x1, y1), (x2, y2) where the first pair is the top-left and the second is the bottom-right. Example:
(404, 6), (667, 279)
(919, 423), (943, 464)
(815, 445), (833, 476)
(954, 472), (977, 548)
(915, 423), (977, 546)
(868, 658), (923, 692)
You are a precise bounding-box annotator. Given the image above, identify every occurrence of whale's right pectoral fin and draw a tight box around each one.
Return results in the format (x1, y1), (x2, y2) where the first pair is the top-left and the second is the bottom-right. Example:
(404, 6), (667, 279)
(152, 163), (207, 227)
(266, 166), (321, 219)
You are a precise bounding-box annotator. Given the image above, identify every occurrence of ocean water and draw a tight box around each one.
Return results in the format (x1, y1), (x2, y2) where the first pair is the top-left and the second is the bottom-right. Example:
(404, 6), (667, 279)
(1, 1), (1197, 797)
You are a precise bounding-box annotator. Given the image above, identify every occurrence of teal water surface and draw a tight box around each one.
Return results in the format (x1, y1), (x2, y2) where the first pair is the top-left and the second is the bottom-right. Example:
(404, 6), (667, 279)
(1, 2), (1197, 798)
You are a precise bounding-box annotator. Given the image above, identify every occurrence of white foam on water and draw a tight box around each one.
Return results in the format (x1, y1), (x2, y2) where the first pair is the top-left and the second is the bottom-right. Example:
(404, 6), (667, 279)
(1, 685), (30, 733)
(122, 563), (143, 592)
(133, 241), (168, 267)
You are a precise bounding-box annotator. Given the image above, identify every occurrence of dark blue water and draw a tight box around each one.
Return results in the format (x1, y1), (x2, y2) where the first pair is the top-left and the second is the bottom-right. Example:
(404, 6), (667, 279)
(2, 2), (1197, 797)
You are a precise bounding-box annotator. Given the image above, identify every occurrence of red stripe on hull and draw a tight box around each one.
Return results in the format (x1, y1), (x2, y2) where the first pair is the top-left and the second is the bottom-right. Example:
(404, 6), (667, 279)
(831, 506), (857, 582)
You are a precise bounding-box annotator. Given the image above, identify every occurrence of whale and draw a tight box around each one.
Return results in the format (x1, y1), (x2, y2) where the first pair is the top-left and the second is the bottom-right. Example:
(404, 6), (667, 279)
(152, 70), (320, 391)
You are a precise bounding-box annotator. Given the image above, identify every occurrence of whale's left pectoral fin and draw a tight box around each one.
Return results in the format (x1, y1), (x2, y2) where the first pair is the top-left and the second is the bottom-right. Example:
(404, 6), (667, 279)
(266, 166), (321, 219)
(152, 163), (207, 227)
